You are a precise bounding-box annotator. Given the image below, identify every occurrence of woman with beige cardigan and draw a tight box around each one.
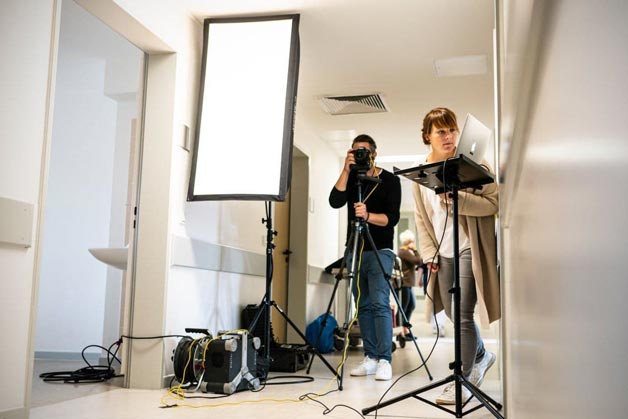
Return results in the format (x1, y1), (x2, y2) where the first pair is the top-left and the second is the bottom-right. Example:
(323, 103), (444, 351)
(412, 107), (500, 405)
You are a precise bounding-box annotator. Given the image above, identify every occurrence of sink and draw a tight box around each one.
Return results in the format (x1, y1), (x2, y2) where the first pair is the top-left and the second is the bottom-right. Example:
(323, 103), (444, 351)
(88, 247), (128, 270)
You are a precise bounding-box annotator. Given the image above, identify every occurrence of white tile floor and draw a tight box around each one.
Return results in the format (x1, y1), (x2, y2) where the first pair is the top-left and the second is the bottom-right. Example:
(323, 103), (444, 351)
(31, 299), (502, 419)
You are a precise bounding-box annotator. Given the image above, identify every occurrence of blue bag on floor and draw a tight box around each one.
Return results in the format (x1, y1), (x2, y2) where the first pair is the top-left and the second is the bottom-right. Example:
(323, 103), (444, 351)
(305, 313), (338, 353)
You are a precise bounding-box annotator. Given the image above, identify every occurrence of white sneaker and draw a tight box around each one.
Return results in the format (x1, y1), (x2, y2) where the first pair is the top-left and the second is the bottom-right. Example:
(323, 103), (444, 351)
(435, 382), (471, 405)
(350, 356), (378, 376)
(469, 352), (496, 387)
(432, 325), (446, 337)
(374, 359), (392, 381)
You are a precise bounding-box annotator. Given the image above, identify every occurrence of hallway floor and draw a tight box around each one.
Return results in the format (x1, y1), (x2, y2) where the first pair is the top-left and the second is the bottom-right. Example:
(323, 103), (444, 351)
(31, 299), (502, 419)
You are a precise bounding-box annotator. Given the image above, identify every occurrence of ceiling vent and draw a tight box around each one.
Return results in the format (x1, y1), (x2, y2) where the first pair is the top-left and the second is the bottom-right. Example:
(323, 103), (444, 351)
(319, 94), (389, 115)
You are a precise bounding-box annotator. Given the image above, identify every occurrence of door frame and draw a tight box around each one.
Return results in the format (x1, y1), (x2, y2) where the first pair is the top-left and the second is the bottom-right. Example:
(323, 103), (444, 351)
(286, 146), (309, 342)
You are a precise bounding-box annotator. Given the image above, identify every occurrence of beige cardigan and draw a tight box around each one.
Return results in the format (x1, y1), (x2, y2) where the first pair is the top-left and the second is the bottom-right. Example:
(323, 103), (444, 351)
(412, 163), (500, 327)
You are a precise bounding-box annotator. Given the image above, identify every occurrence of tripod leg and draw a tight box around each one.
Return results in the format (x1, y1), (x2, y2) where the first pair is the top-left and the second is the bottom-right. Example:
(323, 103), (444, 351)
(460, 376), (504, 418)
(305, 226), (355, 378)
(361, 224), (433, 380)
(362, 374), (455, 415)
(388, 282), (433, 380)
(305, 272), (343, 375)
(247, 297), (270, 355)
(271, 301), (340, 385)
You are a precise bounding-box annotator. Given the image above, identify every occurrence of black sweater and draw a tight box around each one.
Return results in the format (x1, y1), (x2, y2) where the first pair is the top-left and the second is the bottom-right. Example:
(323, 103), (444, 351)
(329, 169), (401, 251)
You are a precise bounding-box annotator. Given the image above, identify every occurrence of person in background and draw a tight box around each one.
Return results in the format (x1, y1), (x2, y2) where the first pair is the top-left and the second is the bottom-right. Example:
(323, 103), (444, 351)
(397, 229), (421, 340)
(412, 107), (500, 405)
(329, 134), (401, 381)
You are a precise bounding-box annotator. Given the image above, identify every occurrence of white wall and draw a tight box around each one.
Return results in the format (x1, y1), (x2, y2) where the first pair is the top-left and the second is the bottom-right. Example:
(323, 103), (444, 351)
(500, 1), (628, 417)
(293, 128), (344, 324)
(165, 120), (344, 337)
(35, 0), (140, 357)
(35, 54), (116, 354)
(113, 2), (345, 371)
(102, 99), (136, 349)
(295, 129), (343, 269)
(0, 0), (343, 408)
(27, 0), (365, 389)
(0, 0), (59, 416)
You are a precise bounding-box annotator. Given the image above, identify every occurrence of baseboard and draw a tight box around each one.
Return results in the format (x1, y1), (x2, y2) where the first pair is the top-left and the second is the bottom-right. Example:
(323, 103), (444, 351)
(0, 406), (27, 419)
(34, 351), (100, 363)
(163, 374), (175, 388)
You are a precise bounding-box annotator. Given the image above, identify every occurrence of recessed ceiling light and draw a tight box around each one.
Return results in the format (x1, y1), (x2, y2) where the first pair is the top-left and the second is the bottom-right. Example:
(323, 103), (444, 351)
(321, 129), (358, 142)
(433, 54), (488, 77)
(376, 154), (426, 163)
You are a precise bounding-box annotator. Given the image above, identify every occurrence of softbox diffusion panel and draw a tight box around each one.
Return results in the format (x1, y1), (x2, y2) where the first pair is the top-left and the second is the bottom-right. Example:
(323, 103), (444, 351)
(188, 15), (300, 202)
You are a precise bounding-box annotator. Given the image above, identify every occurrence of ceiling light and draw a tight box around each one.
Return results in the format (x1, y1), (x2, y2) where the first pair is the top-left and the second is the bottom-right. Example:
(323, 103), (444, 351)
(433, 55), (488, 77)
(376, 154), (426, 164)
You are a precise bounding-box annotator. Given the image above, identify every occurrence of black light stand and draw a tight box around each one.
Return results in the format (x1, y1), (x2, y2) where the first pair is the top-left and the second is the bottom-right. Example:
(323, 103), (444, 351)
(362, 155), (504, 418)
(247, 201), (338, 382)
(306, 172), (433, 389)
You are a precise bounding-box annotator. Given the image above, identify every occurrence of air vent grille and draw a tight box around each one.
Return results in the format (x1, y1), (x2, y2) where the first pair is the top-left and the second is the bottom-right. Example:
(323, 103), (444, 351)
(319, 94), (388, 115)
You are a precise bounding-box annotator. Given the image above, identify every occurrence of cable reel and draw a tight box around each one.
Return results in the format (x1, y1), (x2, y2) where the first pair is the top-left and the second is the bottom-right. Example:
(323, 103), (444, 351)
(172, 330), (213, 387)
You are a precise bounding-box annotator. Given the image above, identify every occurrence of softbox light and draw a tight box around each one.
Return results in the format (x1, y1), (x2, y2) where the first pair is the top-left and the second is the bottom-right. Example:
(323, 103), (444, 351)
(188, 15), (300, 201)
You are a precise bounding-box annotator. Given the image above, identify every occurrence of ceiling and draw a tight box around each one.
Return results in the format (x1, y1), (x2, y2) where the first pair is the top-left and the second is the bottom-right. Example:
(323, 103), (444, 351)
(72, 0), (495, 209)
(177, 0), (496, 210)
(177, 0), (496, 161)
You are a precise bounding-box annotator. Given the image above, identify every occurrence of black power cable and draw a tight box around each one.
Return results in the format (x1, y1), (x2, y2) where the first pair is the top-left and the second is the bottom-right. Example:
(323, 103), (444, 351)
(40, 341), (122, 384)
(39, 334), (188, 384)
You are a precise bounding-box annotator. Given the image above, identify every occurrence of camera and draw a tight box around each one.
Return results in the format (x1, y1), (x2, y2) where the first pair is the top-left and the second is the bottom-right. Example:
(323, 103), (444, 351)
(350, 147), (372, 172)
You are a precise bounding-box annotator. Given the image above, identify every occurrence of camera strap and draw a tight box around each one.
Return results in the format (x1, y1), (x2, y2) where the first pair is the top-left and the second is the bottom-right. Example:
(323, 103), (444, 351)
(362, 168), (381, 203)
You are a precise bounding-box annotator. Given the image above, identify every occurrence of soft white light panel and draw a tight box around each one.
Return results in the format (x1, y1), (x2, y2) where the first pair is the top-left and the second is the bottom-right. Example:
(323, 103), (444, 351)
(190, 17), (298, 200)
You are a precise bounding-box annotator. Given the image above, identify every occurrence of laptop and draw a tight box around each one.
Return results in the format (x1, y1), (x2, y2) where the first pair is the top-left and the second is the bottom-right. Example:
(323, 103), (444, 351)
(455, 113), (492, 164)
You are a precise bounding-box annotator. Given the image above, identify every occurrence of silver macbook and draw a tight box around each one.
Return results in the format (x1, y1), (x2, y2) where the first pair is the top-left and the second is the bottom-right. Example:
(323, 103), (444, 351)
(455, 113), (491, 164)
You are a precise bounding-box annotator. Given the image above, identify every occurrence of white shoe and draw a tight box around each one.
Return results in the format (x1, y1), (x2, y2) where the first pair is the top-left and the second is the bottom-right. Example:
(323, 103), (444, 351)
(435, 382), (471, 405)
(374, 359), (392, 381)
(350, 356), (377, 376)
(432, 325), (446, 337)
(469, 351), (496, 387)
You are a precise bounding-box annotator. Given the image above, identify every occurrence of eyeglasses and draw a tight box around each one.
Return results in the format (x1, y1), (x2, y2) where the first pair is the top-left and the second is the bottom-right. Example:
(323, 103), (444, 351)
(431, 128), (458, 138)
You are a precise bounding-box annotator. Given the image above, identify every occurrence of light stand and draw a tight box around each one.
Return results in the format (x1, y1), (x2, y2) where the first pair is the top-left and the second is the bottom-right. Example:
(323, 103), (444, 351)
(247, 201), (339, 382)
(362, 155), (504, 418)
(306, 172), (433, 389)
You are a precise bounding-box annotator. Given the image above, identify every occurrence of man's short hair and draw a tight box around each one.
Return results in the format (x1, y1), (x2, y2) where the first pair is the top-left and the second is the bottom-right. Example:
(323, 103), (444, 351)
(352, 134), (377, 152)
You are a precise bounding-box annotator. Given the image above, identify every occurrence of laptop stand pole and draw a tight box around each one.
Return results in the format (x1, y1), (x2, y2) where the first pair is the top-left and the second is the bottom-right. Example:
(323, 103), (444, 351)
(362, 157), (504, 418)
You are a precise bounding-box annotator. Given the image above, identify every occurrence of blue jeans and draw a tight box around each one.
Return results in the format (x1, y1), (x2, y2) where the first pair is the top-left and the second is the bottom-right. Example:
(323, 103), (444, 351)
(349, 249), (395, 362)
(399, 286), (416, 328)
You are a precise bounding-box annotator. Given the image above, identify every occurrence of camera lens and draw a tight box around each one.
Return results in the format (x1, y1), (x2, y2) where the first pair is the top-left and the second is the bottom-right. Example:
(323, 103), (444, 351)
(354, 148), (367, 160)
(350, 147), (372, 172)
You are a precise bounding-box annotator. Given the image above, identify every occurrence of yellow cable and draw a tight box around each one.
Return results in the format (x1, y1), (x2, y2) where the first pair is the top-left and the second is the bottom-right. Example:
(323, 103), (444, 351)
(163, 329), (255, 406)
(162, 239), (370, 410)
(301, 240), (365, 401)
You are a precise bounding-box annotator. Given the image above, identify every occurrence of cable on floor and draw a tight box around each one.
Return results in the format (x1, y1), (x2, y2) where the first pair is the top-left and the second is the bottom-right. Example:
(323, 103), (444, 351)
(39, 334), (189, 385)
(39, 341), (122, 384)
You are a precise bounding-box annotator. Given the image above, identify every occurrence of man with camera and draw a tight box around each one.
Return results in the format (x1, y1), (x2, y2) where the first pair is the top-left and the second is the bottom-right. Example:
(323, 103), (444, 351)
(329, 134), (401, 381)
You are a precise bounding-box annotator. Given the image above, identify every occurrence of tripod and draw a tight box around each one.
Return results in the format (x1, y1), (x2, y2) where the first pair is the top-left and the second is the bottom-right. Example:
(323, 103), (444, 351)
(307, 172), (433, 389)
(247, 201), (338, 381)
(362, 155), (504, 418)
